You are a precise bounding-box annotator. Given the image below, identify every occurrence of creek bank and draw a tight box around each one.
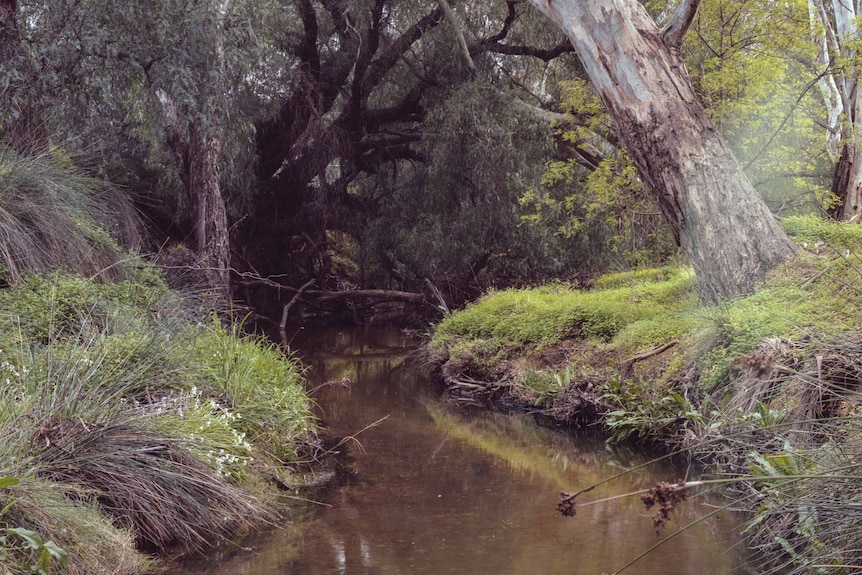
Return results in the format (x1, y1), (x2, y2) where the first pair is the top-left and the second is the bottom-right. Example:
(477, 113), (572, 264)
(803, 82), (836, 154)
(426, 216), (862, 572)
(0, 271), (322, 575)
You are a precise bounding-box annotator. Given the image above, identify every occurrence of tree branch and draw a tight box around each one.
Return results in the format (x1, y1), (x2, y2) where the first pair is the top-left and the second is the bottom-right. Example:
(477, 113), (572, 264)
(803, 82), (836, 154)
(661, 0), (701, 48)
(479, 38), (574, 61)
(308, 289), (426, 303)
(362, 7), (444, 95)
(486, 0), (517, 44)
(436, 0), (476, 74)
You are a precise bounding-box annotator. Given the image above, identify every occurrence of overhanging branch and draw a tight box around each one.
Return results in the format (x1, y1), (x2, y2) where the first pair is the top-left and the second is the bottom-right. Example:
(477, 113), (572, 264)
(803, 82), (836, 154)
(661, 0), (701, 48)
(479, 38), (574, 61)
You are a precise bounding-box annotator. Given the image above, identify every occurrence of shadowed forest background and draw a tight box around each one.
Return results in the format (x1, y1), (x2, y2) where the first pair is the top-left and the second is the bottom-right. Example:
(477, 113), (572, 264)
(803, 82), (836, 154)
(1, 0), (853, 320)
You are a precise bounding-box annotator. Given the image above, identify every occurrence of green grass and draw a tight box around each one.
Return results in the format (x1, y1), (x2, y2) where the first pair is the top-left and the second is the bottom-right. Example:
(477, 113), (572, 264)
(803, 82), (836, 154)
(187, 317), (315, 464)
(432, 266), (696, 351)
(0, 273), (317, 573)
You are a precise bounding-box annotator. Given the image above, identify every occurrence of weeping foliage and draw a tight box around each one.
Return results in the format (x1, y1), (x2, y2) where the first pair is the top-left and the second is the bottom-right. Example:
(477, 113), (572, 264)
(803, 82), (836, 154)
(360, 82), (564, 303)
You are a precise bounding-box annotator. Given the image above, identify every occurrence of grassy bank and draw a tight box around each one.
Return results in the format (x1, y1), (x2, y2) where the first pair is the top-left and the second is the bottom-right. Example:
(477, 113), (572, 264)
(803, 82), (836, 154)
(0, 148), (318, 575)
(0, 272), (318, 575)
(429, 215), (862, 573)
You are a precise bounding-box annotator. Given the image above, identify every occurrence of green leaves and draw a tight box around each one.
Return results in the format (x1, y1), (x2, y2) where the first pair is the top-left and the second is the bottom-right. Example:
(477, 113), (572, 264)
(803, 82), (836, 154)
(0, 477), (19, 489)
(2, 528), (69, 575)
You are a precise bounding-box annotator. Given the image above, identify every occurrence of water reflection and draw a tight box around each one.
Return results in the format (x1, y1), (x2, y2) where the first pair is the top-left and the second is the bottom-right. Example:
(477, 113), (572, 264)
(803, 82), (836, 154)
(163, 325), (748, 575)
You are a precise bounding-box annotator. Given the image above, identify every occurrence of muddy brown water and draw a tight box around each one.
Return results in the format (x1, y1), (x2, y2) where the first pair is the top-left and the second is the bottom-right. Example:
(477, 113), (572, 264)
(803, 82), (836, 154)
(163, 325), (749, 575)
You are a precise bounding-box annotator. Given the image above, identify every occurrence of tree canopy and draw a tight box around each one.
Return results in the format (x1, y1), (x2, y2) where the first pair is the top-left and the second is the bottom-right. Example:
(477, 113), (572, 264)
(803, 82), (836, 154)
(0, 0), (848, 314)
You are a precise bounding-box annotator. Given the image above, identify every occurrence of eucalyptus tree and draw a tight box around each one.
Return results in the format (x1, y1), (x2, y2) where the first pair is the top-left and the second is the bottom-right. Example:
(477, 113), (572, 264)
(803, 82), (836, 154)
(241, 0), (585, 306)
(807, 0), (862, 222)
(524, 0), (799, 303)
(6, 0), (287, 300)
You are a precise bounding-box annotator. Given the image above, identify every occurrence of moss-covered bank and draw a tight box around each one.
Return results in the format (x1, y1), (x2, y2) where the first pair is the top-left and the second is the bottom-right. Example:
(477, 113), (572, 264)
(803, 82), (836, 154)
(428, 215), (862, 573)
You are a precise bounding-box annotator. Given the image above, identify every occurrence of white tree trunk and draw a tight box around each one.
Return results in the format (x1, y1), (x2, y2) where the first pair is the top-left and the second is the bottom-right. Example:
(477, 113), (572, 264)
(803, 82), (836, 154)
(526, 0), (798, 302)
(809, 0), (862, 221)
(808, 0), (843, 162)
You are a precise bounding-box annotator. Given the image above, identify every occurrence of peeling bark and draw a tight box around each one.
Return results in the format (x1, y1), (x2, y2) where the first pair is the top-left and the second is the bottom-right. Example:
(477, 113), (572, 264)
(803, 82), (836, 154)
(526, 0), (798, 302)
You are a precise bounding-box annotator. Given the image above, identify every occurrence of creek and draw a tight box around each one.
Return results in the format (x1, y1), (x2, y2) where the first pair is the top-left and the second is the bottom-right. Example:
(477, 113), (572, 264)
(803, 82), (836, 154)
(164, 324), (748, 574)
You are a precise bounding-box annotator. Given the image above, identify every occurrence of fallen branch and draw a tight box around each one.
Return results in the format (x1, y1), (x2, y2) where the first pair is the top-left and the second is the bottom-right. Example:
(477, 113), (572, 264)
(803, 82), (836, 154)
(621, 340), (679, 380)
(308, 289), (426, 303)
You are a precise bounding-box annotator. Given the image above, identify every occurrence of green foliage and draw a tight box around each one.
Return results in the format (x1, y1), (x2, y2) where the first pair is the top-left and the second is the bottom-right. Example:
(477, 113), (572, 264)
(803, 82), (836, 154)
(515, 366), (575, 408)
(0, 270), (171, 345)
(142, 388), (253, 483)
(188, 317), (315, 463)
(613, 312), (706, 355)
(361, 80), (561, 302)
(601, 378), (702, 444)
(520, 79), (676, 273)
(0, 476), (68, 575)
(696, 250), (862, 390)
(684, 0), (831, 213)
(740, 437), (862, 574)
(0, 524), (69, 575)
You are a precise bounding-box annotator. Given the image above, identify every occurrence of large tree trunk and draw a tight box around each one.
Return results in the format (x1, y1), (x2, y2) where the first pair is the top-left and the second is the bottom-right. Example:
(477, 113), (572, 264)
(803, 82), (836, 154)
(188, 125), (231, 300)
(156, 91), (231, 303)
(154, 0), (232, 303)
(526, 0), (798, 303)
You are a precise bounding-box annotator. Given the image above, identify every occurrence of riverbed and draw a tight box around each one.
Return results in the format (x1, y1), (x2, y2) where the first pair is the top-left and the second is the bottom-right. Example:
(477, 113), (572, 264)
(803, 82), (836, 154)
(164, 324), (749, 574)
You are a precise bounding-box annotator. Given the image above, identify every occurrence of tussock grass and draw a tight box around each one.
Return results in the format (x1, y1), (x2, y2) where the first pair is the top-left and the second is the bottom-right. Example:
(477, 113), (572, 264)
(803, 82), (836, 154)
(1, 478), (147, 575)
(0, 145), (143, 283)
(188, 318), (315, 464)
(36, 422), (262, 554)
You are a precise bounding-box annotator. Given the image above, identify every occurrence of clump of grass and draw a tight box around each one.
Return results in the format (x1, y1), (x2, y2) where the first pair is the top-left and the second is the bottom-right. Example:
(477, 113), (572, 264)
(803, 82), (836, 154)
(0, 145), (143, 284)
(0, 272), (317, 571)
(187, 318), (315, 464)
(36, 422), (262, 554)
(145, 388), (253, 483)
(1, 477), (147, 575)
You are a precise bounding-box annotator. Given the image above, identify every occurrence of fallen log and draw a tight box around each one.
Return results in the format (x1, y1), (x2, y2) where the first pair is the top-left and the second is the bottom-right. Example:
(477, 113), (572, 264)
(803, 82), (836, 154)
(307, 289), (427, 304)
